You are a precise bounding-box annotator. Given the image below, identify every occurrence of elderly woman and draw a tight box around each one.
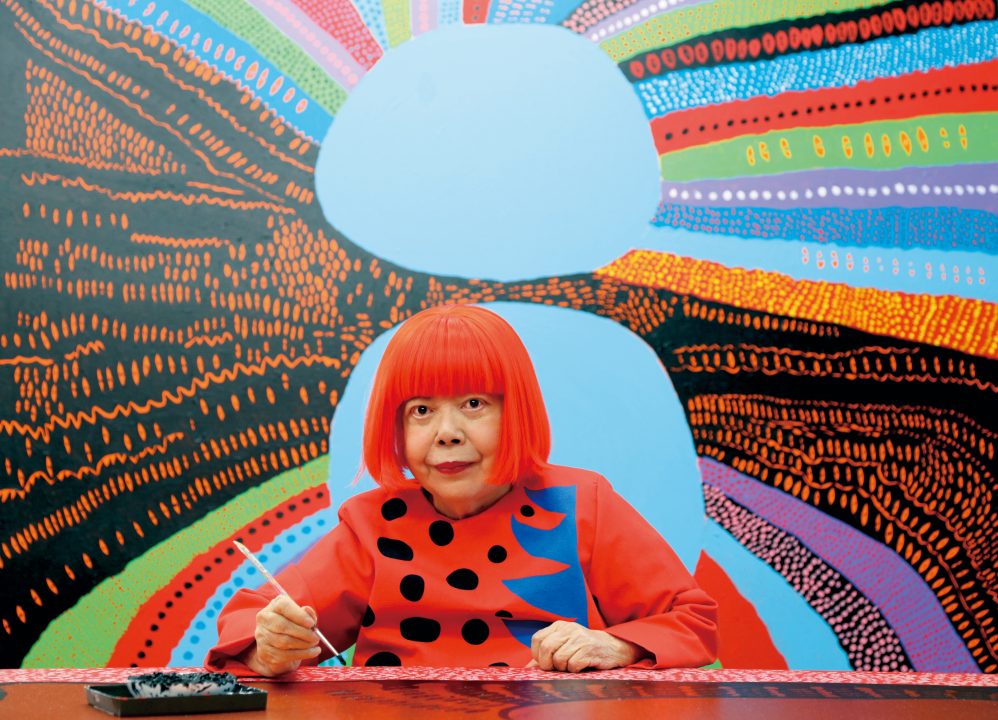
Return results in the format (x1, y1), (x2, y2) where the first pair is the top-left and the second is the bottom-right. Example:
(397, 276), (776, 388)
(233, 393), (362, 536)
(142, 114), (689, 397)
(207, 305), (718, 674)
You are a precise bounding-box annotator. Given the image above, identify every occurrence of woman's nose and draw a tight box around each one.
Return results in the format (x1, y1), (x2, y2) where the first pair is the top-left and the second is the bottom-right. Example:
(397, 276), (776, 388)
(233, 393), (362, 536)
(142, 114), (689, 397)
(435, 409), (464, 445)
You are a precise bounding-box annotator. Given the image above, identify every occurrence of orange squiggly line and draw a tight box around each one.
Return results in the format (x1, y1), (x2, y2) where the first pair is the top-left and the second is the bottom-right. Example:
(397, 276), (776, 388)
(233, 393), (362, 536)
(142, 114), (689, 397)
(675, 344), (919, 360)
(184, 180), (243, 196)
(64, 340), (106, 361)
(131, 232), (229, 248)
(0, 353), (342, 443)
(31, 0), (315, 171)
(0, 356), (53, 366)
(183, 332), (234, 348)
(20, 173), (293, 213)
(692, 393), (998, 440)
(14, 19), (285, 204)
(2, 432), (185, 504)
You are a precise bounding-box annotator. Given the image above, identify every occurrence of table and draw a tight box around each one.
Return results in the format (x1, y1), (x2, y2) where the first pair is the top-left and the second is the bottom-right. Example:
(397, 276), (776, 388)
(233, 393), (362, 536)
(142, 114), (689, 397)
(1, 667), (996, 719)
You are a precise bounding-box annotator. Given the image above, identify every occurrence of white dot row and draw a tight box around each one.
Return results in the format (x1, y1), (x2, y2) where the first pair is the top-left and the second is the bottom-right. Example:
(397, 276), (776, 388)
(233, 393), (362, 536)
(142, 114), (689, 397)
(589, 0), (683, 41)
(666, 183), (998, 202)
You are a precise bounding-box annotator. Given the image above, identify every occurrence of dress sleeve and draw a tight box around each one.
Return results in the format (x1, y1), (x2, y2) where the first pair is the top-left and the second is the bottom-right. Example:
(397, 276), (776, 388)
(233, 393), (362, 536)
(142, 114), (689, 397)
(585, 474), (719, 668)
(204, 500), (374, 674)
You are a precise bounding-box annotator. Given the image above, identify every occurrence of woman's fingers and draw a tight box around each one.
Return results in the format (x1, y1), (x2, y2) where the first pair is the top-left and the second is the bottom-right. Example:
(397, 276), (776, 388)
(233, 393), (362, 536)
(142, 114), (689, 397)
(530, 621), (642, 672)
(251, 596), (323, 675)
(530, 620), (574, 671)
(257, 613), (318, 647)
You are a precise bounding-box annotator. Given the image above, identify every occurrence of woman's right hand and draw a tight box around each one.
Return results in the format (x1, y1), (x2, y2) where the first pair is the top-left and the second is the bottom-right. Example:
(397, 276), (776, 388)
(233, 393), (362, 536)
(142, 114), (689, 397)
(241, 595), (322, 676)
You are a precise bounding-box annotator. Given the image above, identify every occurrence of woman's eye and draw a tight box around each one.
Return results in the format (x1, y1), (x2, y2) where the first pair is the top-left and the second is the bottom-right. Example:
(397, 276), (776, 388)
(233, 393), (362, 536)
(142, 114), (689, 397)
(467, 398), (481, 409)
(411, 405), (429, 416)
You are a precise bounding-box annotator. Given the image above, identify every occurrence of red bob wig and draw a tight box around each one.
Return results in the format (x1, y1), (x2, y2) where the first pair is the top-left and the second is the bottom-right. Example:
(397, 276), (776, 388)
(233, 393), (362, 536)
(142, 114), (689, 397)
(362, 305), (551, 490)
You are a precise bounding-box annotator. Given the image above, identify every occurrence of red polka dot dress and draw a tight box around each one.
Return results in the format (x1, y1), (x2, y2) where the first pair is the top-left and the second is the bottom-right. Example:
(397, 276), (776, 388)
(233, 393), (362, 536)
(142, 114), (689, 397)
(207, 466), (718, 670)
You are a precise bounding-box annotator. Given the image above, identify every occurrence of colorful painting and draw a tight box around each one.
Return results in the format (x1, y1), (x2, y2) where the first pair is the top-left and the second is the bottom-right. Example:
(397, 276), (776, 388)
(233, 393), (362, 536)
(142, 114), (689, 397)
(0, 0), (994, 673)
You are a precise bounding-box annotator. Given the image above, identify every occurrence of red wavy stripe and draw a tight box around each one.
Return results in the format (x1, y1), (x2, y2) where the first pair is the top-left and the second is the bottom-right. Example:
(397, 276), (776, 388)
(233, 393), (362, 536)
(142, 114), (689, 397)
(652, 61), (998, 155)
(108, 485), (330, 667)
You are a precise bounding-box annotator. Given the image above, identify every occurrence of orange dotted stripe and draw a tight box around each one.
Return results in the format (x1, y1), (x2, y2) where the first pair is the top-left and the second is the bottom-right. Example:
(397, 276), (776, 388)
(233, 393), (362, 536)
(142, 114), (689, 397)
(597, 250), (998, 359)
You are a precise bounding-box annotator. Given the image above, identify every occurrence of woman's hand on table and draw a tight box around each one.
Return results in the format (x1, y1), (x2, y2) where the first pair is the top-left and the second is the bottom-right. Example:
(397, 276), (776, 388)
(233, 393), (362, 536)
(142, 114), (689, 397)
(528, 620), (649, 673)
(241, 596), (322, 676)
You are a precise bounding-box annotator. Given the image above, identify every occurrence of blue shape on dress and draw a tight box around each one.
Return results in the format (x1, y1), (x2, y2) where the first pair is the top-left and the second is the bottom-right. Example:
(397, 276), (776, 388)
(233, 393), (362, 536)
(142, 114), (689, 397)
(503, 486), (589, 645)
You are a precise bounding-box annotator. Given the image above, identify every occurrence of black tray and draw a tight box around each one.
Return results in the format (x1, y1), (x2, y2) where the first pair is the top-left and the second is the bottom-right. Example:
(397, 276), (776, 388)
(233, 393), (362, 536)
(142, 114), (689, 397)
(85, 683), (267, 716)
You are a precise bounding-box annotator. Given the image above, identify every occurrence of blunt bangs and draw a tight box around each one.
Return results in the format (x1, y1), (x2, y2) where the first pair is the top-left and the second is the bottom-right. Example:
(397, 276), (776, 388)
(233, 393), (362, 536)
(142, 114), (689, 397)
(362, 305), (551, 490)
(388, 312), (506, 404)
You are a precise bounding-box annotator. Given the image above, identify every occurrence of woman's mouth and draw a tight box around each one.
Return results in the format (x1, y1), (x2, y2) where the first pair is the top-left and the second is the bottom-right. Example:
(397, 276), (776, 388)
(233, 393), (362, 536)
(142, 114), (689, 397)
(433, 461), (474, 475)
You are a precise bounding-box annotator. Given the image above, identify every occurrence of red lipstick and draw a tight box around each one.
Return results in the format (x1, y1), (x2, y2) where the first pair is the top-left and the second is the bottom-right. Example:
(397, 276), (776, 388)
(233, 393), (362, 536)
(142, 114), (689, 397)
(434, 462), (473, 474)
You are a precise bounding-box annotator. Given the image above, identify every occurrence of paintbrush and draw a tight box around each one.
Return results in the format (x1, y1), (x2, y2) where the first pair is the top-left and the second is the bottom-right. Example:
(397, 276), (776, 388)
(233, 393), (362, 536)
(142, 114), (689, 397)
(232, 540), (345, 664)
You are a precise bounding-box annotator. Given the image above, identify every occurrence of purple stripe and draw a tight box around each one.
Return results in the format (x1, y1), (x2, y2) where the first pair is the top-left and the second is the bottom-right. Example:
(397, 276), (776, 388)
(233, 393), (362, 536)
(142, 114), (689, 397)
(247, 0), (366, 89)
(661, 165), (998, 213)
(412, 0), (440, 35)
(700, 457), (980, 672)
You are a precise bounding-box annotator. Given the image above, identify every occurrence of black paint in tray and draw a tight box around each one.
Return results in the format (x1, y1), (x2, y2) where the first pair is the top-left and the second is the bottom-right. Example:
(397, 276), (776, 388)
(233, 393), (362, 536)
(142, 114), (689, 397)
(85, 683), (267, 716)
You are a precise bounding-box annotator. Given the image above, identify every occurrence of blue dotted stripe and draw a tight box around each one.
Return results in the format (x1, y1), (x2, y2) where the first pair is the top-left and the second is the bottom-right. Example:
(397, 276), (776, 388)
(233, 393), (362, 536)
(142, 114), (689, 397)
(487, 0), (578, 25)
(652, 203), (998, 254)
(437, 0), (463, 26)
(633, 23), (998, 118)
(168, 509), (335, 665)
(353, 0), (391, 53)
(97, 0), (334, 140)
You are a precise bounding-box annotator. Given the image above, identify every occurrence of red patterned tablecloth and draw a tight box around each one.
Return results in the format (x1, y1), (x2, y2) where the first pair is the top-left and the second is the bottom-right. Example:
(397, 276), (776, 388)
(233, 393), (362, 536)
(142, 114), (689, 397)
(1, 666), (995, 686)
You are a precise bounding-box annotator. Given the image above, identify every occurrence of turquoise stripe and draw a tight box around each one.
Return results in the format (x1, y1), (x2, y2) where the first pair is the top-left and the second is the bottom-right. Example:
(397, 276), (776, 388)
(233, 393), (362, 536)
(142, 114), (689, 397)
(634, 23), (998, 118)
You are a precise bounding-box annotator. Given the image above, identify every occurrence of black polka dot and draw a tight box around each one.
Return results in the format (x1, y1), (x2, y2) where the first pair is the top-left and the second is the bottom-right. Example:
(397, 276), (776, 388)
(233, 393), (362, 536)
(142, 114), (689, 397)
(381, 498), (407, 521)
(495, 610), (512, 618)
(446, 569), (479, 590)
(400, 575), (425, 602)
(462, 619), (489, 645)
(429, 520), (454, 546)
(488, 545), (507, 563)
(366, 651), (402, 666)
(400, 617), (441, 642)
(520, 505), (535, 517)
(489, 662), (509, 667)
(377, 537), (414, 561)
(362, 606), (375, 627)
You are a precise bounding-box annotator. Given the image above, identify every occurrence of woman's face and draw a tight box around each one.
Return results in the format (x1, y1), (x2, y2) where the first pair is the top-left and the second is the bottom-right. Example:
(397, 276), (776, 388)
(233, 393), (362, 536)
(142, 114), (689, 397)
(402, 393), (508, 519)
